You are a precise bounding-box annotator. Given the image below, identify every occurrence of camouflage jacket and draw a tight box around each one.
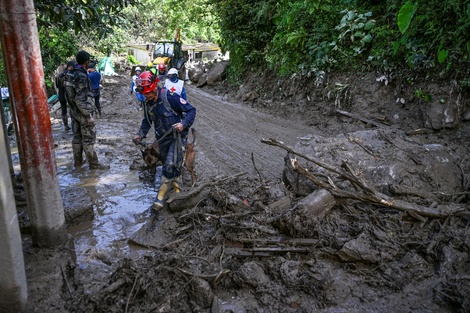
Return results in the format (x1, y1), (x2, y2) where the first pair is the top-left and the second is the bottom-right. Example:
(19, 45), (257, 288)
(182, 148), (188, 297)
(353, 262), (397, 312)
(64, 65), (96, 118)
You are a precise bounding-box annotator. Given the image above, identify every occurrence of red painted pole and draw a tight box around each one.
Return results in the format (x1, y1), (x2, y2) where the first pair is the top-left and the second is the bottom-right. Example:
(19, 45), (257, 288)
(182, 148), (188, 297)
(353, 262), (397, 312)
(0, 0), (67, 246)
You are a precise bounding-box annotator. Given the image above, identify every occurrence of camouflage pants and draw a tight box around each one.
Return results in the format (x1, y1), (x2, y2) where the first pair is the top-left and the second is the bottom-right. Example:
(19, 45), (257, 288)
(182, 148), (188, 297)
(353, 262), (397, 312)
(71, 113), (96, 146)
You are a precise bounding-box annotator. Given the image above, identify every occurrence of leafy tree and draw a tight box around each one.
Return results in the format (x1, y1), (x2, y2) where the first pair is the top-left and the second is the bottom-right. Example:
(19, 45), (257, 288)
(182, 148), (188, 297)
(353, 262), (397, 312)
(210, 0), (276, 82)
(35, 0), (139, 38)
(1, 0), (139, 87)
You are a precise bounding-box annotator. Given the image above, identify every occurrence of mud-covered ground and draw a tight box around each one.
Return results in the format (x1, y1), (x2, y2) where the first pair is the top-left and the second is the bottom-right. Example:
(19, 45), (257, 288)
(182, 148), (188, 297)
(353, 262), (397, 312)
(18, 67), (470, 312)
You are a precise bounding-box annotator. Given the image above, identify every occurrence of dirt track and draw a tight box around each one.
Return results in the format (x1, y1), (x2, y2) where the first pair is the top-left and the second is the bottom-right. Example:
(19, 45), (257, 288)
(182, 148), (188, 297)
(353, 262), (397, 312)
(187, 85), (316, 182)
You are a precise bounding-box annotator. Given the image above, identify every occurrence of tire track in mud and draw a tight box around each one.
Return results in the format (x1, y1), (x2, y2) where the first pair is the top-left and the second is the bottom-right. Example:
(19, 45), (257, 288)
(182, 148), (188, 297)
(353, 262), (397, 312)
(186, 84), (315, 182)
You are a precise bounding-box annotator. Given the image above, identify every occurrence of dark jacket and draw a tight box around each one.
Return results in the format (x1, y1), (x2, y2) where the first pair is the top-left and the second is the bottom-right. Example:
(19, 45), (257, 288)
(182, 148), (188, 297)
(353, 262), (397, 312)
(137, 88), (196, 144)
(64, 65), (96, 118)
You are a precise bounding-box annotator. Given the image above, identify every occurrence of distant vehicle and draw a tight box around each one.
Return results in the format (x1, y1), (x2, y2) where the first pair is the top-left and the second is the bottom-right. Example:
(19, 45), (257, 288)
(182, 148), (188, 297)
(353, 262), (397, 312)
(150, 28), (186, 74)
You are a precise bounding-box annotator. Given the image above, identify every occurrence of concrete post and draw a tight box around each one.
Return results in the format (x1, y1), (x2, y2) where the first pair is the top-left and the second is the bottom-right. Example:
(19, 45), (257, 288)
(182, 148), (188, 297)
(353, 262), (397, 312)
(0, 0), (67, 246)
(0, 113), (27, 312)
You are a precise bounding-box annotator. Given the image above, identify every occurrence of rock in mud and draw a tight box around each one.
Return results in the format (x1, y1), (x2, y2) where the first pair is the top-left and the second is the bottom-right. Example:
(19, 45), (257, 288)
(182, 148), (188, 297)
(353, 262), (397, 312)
(190, 278), (214, 308)
(61, 187), (94, 225)
(235, 261), (270, 287)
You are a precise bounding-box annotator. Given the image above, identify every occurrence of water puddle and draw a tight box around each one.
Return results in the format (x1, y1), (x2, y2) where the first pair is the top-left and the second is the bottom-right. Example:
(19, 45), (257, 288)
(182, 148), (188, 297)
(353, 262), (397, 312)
(13, 122), (155, 267)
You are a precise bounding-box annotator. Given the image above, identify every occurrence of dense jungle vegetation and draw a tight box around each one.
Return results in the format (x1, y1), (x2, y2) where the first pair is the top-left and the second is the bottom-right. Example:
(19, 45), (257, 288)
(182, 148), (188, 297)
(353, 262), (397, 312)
(0, 0), (469, 89)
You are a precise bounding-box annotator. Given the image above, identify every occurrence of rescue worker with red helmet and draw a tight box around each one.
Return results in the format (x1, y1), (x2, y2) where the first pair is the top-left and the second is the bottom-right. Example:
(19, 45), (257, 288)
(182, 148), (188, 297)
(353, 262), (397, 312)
(132, 70), (196, 210)
(157, 63), (167, 88)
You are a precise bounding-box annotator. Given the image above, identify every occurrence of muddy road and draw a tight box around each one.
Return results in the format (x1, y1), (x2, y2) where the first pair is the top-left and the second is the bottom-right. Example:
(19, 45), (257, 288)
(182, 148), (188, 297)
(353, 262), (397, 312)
(19, 72), (470, 313)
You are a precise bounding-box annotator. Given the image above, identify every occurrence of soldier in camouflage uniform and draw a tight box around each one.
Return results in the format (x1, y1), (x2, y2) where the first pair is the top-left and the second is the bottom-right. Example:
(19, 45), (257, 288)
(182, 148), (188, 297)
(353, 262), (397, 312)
(64, 50), (108, 170)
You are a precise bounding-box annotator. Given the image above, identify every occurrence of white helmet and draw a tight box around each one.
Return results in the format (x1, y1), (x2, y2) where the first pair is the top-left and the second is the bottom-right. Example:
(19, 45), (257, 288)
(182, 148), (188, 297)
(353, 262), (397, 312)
(135, 66), (142, 72)
(168, 68), (178, 75)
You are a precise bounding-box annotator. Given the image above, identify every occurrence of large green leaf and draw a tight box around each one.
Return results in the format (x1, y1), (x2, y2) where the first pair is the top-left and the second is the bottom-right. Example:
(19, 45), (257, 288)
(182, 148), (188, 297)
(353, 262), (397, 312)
(397, 1), (418, 34)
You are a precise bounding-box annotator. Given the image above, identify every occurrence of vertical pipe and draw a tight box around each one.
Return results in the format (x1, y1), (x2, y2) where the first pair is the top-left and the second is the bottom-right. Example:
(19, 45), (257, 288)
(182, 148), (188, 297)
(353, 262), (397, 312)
(0, 0), (67, 246)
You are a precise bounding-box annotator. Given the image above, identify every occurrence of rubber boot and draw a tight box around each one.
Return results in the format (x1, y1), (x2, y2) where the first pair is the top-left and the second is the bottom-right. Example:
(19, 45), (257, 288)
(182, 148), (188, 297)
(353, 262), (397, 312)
(63, 117), (71, 131)
(171, 177), (182, 193)
(72, 144), (84, 167)
(84, 145), (109, 170)
(152, 177), (169, 210)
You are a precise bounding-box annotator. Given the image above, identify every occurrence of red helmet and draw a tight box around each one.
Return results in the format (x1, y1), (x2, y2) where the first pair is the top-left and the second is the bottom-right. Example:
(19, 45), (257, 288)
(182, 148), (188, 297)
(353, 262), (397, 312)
(158, 63), (166, 72)
(136, 71), (159, 94)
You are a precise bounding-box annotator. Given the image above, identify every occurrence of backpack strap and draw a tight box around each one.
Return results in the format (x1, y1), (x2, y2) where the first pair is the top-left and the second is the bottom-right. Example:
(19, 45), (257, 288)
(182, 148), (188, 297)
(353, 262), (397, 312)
(160, 88), (180, 118)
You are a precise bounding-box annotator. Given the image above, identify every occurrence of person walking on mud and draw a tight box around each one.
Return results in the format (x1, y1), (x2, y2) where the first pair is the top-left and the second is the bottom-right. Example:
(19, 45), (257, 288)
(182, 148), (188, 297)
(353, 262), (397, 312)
(87, 63), (102, 118)
(132, 70), (196, 210)
(130, 66), (145, 109)
(65, 50), (109, 170)
(54, 60), (75, 131)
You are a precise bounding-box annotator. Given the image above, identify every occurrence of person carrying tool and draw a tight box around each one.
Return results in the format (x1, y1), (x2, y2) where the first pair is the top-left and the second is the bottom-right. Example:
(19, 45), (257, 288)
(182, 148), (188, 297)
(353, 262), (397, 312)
(132, 70), (196, 210)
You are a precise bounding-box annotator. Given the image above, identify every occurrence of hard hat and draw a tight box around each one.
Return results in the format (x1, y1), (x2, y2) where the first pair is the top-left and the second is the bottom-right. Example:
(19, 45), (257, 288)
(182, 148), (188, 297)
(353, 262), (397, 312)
(168, 68), (178, 75)
(135, 71), (159, 94)
(158, 63), (166, 71)
(147, 61), (154, 68)
(135, 66), (142, 72)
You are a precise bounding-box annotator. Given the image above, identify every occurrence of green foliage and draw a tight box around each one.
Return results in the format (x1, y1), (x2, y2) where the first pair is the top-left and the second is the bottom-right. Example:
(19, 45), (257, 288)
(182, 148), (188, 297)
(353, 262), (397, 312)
(397, 1), (418, 34)
(127, 54), (139, 64)
(38, 28), (79, 79)
(415, 88), (432, 102)
(331, 9), (376, 61)
(210, 0), (276, 83)
(213, 0), (469, 83)
(34, 0), (138, 39)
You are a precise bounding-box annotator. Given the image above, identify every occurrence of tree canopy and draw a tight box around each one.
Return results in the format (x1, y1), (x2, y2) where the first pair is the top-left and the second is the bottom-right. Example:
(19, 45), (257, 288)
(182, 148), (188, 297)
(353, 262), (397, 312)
(1, 0), (469, 89)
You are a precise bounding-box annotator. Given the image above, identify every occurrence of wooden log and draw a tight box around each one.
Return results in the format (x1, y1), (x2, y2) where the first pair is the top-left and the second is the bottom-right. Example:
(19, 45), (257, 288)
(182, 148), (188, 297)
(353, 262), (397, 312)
(237, 237), (319, 246)
(167, 172), (246, 212)
(210, 187), (251, 212)
(293, 188), (336, 221)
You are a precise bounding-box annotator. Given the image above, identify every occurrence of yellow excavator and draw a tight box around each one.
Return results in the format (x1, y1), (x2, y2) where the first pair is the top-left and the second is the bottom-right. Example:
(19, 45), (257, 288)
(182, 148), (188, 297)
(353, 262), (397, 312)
(150, 28), (186, 71)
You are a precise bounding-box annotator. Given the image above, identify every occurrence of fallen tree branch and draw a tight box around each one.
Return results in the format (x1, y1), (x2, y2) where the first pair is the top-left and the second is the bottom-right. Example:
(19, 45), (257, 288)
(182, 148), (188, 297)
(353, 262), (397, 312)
(261, 138), (470, 219)
(167, 172), (247, 212)
(336, 109), (389, 129)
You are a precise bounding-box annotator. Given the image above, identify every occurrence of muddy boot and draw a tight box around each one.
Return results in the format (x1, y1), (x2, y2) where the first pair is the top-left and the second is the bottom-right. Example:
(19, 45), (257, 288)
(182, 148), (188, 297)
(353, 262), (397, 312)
(63, 117), (71, 131)
(84, 145), (109, 170)
(171, 177), (182, 193)
(72, 144), (84, 167)
(152, 177), (169, 210)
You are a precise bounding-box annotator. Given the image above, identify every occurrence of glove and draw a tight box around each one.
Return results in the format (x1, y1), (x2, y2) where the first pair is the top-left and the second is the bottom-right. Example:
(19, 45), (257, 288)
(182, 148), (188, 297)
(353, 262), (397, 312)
(87, 116), (95, 127)
(132, 136), (141, 145)
(130, 90), (133, 95)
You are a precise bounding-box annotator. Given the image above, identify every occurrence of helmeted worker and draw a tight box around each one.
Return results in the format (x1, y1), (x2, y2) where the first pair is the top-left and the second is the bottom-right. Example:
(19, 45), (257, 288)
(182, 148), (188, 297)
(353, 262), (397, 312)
(132, 71), (196, 210)
(164, 68), (187, 100)
(130, 66), (145, 107)
(64, 50), (109, 170)
(157, 63), (167, 88)
(147, 62), (157, 76)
